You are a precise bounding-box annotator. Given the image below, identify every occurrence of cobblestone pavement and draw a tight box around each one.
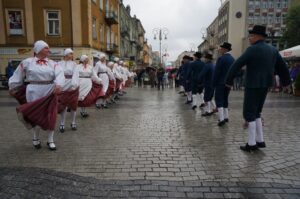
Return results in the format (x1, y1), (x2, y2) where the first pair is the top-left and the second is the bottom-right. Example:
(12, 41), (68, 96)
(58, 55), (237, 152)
(0, 87), (300, 198)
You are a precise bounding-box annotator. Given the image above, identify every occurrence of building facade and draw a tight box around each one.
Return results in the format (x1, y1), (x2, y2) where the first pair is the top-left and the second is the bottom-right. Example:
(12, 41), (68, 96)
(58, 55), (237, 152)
(0, 0), (120, 73)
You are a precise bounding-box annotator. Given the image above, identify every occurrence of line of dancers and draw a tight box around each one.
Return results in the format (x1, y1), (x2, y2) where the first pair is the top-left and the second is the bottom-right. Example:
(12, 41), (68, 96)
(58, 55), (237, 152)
(8, 40), (133, 151)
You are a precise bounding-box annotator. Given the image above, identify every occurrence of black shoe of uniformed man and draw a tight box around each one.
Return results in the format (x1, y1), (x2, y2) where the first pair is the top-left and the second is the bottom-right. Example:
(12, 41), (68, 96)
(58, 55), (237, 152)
(224, 118), (229, 123)
(240, 143), (258, 152)
(202, 112), (212, 117)
(256, 142), (266, 148)
(192, 105), (197, 110)
(200, 103), (205, 108)
(185, 100), (192, 104)
(218, 120), (226, 126)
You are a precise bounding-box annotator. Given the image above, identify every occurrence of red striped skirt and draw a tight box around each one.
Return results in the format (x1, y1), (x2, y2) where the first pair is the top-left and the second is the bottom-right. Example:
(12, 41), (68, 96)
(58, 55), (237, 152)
(116, 79), (122, 91)
(104, 80), (115, 99)
(78, 82), (103, 107)
(16, 93), (58, 131)
(10, 85), (27, 105)
(58, 88), (79, 113)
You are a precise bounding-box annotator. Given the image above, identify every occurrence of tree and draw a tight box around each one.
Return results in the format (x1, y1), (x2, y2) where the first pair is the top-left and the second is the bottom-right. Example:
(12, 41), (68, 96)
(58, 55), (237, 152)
(281, 5), (300, 48)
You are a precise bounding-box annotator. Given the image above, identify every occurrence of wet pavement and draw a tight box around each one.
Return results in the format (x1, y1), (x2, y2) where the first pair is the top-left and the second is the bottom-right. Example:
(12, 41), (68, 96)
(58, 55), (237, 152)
(0, 86), (299, 198)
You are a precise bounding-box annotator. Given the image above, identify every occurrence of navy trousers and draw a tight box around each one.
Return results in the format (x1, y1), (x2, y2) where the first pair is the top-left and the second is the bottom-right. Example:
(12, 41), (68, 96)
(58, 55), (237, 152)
(214, 85), (230, 108)
(204, 86), (214, 102)
(243, 88), (268, 122)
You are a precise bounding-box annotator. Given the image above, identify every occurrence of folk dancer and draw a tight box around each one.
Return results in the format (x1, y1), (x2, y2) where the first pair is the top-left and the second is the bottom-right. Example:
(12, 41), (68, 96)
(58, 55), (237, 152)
(57, 48), (79, 133)
(9, 40), (64, 150)
(213, 42), (235, 126)
(225, 25), (291, 152)
(94, 54), (110, 109)
(77, 55), (102, 117)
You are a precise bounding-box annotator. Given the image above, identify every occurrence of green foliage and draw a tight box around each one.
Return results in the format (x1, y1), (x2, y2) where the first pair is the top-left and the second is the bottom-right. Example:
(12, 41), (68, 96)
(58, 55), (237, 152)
(281, 5), (300, 48)
(295, 72), (300, 90)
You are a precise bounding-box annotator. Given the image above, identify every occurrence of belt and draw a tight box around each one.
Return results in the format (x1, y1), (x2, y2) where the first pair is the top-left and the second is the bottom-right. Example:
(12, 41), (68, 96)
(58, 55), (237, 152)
(98, 72), (107, 75)
(65, 75), (73, 79)
(79, 76), (91, 78)
(29, 80), (54, 85)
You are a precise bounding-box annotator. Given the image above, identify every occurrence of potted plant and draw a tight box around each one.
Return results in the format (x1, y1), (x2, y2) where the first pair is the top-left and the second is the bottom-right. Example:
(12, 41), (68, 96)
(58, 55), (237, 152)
(294, 72), (300, 96)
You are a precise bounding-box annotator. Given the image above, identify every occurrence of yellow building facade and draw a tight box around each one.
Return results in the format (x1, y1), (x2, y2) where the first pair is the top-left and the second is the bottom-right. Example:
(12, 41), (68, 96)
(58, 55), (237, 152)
(0, 0), (120, 73)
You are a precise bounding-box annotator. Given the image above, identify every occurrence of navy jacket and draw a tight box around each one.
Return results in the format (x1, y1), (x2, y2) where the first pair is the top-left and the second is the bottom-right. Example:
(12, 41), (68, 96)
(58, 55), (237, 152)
(187, 60), (205, 83)
(213, 53), (235, 87)
(198, 61), (215, 88)
(226, 40), (291, 88)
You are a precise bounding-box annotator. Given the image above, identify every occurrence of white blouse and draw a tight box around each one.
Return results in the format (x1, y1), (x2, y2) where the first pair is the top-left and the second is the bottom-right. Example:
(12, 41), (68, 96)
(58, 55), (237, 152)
(58, 60), (79, 91)
(9, 57), (65, 102)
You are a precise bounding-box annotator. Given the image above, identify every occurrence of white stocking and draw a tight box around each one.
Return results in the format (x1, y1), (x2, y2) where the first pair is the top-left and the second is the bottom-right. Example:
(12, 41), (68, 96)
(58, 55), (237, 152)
(71, 110), (77, 125)
(255, 118), (264, 142)
(248, 121), (256, 146)
(218, 108), (224, 121)
(48, 131), (54, 143)
(60, 108), (67, 126)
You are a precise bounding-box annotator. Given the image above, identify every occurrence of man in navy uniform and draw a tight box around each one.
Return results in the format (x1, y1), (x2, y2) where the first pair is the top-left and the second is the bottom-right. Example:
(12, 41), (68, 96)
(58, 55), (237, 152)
(226, 25), (291, 152)
(187, 52), (205, 110)
(182, 56), (193, 104)
(214, 42), (235, 126)
(198, 52), (215, 116)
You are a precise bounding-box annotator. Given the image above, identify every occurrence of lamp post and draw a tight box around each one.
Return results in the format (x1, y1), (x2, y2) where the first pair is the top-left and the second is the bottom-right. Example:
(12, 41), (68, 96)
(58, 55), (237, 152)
(153, 28), (169, 67)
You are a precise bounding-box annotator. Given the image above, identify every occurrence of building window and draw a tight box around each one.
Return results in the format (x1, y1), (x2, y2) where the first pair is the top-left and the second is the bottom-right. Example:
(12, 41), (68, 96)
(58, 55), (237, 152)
(100, 0), (103, 10)
(5, 9), (25, 36)
(92, 18), (97, 40)
(46, 10), (60, 36)
(255, 0), (260, 8)
(268, 2), (274, 8)
(100, 24), (104, 43)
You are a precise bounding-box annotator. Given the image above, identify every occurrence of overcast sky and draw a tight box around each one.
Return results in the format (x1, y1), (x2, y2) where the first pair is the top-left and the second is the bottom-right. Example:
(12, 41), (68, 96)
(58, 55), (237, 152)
(123, 0), (221, 62)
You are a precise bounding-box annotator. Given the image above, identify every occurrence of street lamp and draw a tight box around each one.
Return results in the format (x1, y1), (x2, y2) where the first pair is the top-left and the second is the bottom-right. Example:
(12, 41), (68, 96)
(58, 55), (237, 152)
(153, 27), (169, 67)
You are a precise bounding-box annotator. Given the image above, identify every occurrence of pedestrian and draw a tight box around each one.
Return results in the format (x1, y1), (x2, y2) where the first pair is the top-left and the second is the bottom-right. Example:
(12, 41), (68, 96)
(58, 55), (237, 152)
(187, 52), (205, 110)
(105, 61), (117, 105)
(94, 54), (109, 109)
(6, 60), (15, 79)
(226, 25), (291, 152)
(8, 40), (65, 151)
(57, 48), (80, 133)
(112, 57), (123, 100)
(157, 67), (165, 90)
(214, 42), (235, 127)
(199, 52), (215, 116)
(77, 55), (102, 118)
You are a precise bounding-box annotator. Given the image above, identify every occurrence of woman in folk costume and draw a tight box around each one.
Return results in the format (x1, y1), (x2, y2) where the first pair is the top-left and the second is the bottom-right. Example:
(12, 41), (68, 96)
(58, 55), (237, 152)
(112, 58), (123, 101)
(77, 55), (102, 117)
(94, 54), (109, 109)
(105, 61), (117, 105)
(118, 61), (127, 95)
(8, 40), (64, 151)
(57, 48), (79, 133)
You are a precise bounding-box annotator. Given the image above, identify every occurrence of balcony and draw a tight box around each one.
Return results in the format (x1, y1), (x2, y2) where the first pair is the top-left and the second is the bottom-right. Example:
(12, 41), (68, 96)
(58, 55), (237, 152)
(105, 10), (118, 25)
(106, 43), (118, 53)
(121, 26), (129, 37)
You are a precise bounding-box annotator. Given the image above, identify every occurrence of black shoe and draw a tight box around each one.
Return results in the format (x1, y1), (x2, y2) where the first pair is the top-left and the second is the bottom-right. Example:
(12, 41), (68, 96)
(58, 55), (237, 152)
(200, 103), (205, 108)
(218, 120), (226, 127)
(47, 142), (57, 151)
(240, 143), (258, 152)
(256, 142), (266, 148)
(115, 96), (120, 100)
(80, 112), (85, 118)
(192, 105), (197, 110)
(84, 113), (89, 118)
(32, 139), (41, 149)
(202, 112), (212, 117)
(59, 125), (65, 133)
(224, 118), (229, 123)
(96, 104), (101, 109)
(71, 123), (77, 131)
(185, 100), (192, 104)
(103, 104), (108, 109)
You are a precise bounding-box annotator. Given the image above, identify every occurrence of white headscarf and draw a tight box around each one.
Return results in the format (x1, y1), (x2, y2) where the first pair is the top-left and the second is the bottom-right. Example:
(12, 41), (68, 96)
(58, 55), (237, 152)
(114, 57), (119, 62)
(64, 48), (73, 56)
(80, 55), (88, 62)
(119, 61), (124, 65)
(33, 40), (49, 54)
(99, 53), (106, 60)
(107, 62), (114, 67)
